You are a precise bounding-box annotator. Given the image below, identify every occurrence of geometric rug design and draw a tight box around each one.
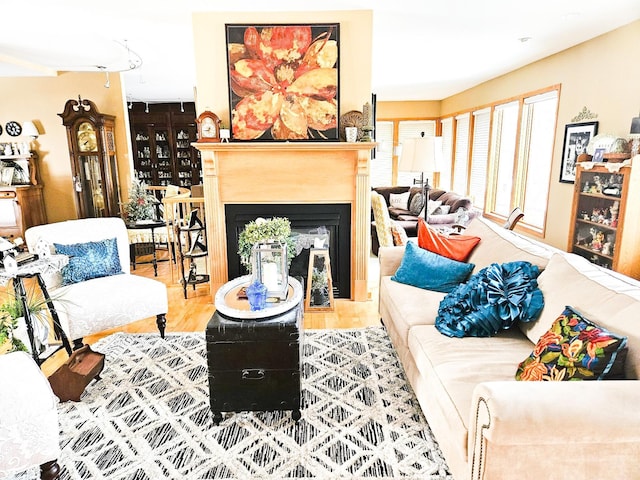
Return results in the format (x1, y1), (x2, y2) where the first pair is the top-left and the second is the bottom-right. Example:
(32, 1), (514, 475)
(14, 327), (452, 479)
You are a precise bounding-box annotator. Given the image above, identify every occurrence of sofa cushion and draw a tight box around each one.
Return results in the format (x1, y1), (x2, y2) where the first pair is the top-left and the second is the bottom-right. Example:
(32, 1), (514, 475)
(390, 221), (409, 246)
(525, 253), (640, 379)
(392, 241), (474, 293)
(464, 217), (552, 273)
(409, 192), (424, 215)
(516, 305), (628, 381)
(54, 238), (123, 286)
(371, 191), (394, 248)
(435, 261), (544, 338)
(408, 324), (535, 436)
(389, 191), (411, 209)
(417, 218), (480, 262)
(437, 191), (472, 212)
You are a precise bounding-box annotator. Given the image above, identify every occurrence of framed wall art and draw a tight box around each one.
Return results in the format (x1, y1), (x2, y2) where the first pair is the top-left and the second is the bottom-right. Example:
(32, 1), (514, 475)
(225, 23), (339, 142)
(559, 121), (598, 183)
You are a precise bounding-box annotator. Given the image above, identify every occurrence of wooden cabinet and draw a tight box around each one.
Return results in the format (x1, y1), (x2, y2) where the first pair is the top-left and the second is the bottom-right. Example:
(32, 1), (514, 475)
(0, 185), (46, 241)
(129, 103), (202, 188)
(568, 162), (640, 279)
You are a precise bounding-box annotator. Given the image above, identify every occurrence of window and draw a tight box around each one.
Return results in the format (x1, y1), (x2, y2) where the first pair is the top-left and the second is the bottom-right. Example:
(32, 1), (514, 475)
(453, 113), (470, 194)
(439, 117), (454, 190)
(489, 101), (519, 217)
(371, 121), (393, 187)
(519, 91), (559, 229)
(469, 108), (490, 208)
(486, 90), (559, 230)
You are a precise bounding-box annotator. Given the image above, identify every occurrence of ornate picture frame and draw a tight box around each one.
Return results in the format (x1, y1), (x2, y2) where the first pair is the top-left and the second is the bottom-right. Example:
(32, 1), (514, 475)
(225, 23), (340, 142)
(560, 121), (599, 183)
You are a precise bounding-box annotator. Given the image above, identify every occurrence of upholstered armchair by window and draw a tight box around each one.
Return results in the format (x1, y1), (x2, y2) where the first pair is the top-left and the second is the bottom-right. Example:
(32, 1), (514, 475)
(0, 351), (61, 479)
(25, 217), (168, 349)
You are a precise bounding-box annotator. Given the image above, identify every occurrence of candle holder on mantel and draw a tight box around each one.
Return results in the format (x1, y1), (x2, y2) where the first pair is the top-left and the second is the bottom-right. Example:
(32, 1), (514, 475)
(360, 125), (374, 142)
(251, 241), (289, 301)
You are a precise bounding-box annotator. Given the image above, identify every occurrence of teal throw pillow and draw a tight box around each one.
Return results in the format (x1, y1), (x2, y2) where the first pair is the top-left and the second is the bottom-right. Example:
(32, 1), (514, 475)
(436, 261), (544, 338)
(516, 306), (628, 381)
(391, 241), (474, 293)
(54, 238), (123, 286)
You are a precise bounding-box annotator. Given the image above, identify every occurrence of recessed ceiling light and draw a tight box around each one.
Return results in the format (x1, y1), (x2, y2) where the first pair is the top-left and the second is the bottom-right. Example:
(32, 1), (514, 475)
(518, 37), (532, 43)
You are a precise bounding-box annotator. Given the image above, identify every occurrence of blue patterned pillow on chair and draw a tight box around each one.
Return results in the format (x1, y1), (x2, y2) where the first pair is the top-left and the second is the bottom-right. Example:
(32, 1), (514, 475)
(54, 238), (123, 286)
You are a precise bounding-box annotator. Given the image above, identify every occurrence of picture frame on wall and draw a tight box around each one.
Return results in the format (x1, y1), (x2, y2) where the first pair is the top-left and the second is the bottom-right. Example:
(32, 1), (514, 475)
(560, 121), (599, 183)
(225, 23), (339, 142)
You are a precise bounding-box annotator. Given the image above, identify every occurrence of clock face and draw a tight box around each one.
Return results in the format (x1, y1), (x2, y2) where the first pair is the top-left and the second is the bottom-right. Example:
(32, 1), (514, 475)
(77, 121), (98, 152)
(202, 117), (217, 138)
(6, 121), (21, 137)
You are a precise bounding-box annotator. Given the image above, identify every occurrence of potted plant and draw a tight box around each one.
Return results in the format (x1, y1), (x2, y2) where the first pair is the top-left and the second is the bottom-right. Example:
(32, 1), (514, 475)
(311, 268), (329, 306)
(0, 287), (54, 355)
(122, 179), (158, 223)
(237, 217), (296, 273)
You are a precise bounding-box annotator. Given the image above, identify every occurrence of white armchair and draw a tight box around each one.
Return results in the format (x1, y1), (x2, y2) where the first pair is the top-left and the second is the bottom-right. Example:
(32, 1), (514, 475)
(0, 351), (61, 479)
(25, 217), (168, 348)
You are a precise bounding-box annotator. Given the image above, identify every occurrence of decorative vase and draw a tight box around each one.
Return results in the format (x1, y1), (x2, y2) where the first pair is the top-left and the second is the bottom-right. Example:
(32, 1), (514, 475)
(246, 280), (267, 311)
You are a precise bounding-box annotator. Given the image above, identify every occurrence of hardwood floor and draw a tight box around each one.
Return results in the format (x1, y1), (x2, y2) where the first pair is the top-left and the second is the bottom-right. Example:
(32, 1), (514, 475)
(39, 252), (382, 376)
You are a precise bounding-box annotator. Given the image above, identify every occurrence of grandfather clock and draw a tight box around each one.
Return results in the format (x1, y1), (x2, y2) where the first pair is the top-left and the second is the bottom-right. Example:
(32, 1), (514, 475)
(59, 96), (121, 218)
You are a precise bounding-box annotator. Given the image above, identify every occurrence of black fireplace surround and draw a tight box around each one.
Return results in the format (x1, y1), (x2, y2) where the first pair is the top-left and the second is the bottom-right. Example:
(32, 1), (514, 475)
(225, 203), (351, 298)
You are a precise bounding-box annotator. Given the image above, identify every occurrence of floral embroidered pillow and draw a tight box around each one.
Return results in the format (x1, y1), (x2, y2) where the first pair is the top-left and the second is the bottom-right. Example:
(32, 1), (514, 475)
(516, 306), (628, 381)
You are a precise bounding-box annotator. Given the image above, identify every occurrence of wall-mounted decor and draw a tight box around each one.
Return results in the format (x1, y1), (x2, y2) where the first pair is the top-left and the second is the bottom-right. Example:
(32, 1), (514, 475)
(225, 23), (339, 141)
(560, 121), (598, 183)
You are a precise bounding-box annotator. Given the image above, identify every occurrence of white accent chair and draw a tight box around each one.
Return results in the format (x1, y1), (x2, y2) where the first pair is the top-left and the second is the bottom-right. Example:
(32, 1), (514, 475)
(25, 217), (168, 348)
(0, 351), (61, 479)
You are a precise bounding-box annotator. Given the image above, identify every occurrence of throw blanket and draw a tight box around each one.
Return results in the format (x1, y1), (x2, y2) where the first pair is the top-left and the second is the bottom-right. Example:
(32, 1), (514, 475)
(436, 261), (544, 338)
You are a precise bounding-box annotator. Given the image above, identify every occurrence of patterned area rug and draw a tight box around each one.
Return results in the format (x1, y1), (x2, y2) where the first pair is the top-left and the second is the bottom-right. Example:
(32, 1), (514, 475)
(16, 328), (452, 479)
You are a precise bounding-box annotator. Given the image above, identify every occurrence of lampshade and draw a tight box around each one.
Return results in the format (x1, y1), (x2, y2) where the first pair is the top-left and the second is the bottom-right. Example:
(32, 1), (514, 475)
(630, 116), (640, 135)
(22, 121), (40, 139)
(398, 136), (442, 173)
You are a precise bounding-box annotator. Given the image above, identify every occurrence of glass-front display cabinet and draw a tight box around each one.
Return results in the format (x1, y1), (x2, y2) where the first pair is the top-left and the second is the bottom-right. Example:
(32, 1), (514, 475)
(568, 162), (640, 279)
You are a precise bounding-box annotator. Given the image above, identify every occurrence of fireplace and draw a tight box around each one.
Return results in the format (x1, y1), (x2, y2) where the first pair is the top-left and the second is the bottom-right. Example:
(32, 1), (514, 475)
(193, 141), (375, 301)
(225, 203), (351, 298)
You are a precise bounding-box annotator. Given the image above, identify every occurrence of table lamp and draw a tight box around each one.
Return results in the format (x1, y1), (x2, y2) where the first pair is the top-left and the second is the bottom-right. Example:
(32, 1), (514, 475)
(398, 133), (443, 217)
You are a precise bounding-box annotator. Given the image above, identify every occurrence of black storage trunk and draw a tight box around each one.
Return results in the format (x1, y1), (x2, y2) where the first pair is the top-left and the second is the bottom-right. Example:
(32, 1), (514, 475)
(205, 304), (303, 424)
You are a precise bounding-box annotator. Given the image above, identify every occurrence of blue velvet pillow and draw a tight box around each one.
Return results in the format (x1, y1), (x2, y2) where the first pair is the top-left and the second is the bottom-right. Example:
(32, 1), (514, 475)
(54, 238), (123, 286)
(436, 261), (544, 338)
(391, 241), (475, 293)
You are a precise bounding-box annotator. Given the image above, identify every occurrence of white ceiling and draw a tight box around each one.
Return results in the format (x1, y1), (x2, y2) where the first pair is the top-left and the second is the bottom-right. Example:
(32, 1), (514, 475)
(1, 0), (639, 103)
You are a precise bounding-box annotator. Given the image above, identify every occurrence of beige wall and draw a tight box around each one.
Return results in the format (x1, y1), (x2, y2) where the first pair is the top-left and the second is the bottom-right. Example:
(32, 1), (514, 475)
(0, 71), (131, 223)
(440, 20), (640, 249)
(192, 10), (373, 122)
(376, 100), (441, 119)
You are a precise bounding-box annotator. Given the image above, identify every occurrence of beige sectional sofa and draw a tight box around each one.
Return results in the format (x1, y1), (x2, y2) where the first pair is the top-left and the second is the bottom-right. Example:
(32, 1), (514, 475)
(378, 216), (640, 480)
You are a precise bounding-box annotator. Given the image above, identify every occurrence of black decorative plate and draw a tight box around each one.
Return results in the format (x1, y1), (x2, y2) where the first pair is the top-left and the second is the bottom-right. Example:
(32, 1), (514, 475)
(6, 121), (21, 137)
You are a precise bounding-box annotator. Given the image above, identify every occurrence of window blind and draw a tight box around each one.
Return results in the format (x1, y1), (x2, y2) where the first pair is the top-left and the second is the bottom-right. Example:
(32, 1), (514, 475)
(469, 108), (490, 208)
(397, 120), (436, 186)
(371, 120), (393, 187)
(453, 113), (470, 195)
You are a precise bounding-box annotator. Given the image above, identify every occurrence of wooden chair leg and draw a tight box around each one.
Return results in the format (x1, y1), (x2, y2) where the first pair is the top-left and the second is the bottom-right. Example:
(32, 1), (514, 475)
(40, 460), (61, 480)
(156, 314), (167, 339)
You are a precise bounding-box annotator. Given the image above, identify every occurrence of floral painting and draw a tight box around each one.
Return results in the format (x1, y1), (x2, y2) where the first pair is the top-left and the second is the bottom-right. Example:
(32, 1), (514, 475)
(225, 23), (339, 141)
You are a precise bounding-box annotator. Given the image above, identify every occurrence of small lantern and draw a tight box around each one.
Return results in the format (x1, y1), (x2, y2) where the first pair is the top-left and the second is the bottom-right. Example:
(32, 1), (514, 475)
(251, 241), (289, 300)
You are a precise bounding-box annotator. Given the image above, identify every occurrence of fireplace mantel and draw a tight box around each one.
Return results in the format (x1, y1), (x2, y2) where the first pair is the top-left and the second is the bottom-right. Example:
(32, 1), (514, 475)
(194, 141), (376, 302)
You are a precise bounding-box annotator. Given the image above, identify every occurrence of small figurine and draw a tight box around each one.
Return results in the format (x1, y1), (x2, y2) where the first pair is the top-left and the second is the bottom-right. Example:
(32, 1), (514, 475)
(602, 242), (612, 256)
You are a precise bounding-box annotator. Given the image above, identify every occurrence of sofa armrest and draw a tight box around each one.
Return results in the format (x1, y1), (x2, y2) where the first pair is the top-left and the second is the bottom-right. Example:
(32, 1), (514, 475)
(469, 380), (640, 479)
(378, 246), (406, 277)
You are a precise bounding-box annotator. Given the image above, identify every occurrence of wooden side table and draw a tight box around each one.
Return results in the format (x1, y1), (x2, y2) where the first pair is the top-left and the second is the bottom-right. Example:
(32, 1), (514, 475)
(126, 220), (165, 276)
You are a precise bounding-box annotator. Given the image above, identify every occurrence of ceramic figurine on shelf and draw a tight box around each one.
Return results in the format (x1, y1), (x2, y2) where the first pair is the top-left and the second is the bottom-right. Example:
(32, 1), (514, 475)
(602, 242), (612, 256)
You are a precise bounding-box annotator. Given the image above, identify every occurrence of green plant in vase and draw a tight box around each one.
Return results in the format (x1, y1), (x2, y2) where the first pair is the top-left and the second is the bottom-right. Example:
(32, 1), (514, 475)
(237, 217), (296, 273)
(0, 285), (53, 355)
(122, 179), (157, 222)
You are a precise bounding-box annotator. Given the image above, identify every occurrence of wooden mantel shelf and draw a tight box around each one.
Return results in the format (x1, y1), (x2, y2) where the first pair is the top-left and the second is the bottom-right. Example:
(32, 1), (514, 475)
(194, 141), (377, 152)
(193, 141), (376, 303)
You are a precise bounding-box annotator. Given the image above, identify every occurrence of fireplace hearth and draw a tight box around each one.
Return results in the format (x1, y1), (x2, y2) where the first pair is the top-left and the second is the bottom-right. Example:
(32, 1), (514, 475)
(225, 203), (351, 298)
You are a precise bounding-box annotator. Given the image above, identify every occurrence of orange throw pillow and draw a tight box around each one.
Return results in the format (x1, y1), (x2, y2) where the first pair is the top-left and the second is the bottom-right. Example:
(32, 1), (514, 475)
(417, 218), (481, 262)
